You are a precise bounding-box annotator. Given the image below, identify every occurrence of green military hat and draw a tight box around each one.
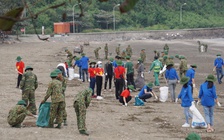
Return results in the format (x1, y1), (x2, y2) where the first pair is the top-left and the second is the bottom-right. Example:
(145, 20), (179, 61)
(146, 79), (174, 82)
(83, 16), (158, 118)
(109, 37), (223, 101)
(185, 132), (201, 140)
(164, 51), (168, 55)
(146, 82), (154, 88)
(89, 61), (96, 65)
(163, 55), (168, 60)
(81, 53), (85, 56)
(205, 74), (216, 82)
(190, 64), (197, 68)
(175, 54), (179, 58)
(54, 69), (62, 74)
(117, 60), (123, 66)
(169, 56), (174, 59)
(75, 57), (80, 61)
(180, 76), (190, 85)
(128, 85), (135, 90)
(141, 49), (145, 51)
(64, 48), (68, 52)
(154, 50), (157, 53)
(50, 71), (58, 78)
(138, 58), (143, 62)
(109, 58), (114, 62)
(126, 56), (131, 59)
(166, 62), (173, 67)
(216, 54), (221, 56)
(25, 66), (33, 71)
(16, 56), (22, 61)
(17, 100), (27, 106)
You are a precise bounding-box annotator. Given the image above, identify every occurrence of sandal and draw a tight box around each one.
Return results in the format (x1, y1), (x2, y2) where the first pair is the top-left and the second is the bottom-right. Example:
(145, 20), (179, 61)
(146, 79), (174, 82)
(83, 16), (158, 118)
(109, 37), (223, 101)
(206, 128), (212, 133)
(210, 128), (215, 132)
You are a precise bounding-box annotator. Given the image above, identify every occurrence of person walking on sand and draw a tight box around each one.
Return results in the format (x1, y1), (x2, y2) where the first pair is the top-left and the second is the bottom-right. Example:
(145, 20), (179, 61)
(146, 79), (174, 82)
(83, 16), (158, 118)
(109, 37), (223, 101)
(119, 85), (135, 106)
(176, 76), (193, 128)
(186, 64), (197, 94)
(148, 56), (163, 86)
(16, 56), (25, 88)
(125, 56), (136, 89)
(104, 58), (113, 92)
(73, 88), (92, 136)
(95, 61), (104, 99)
(198, 74), (221, 133)
(88, 61), (96, 97)
(135, 58), (145, 89)
(213, 54), (224, 84)
(104, 43), (108, 60)
(80, 53), (89, 82)
(20, 66), (38, 115)
(138, 82), (158, 102)
(41, 71), (65, 128)
(165, 63), (179, 102)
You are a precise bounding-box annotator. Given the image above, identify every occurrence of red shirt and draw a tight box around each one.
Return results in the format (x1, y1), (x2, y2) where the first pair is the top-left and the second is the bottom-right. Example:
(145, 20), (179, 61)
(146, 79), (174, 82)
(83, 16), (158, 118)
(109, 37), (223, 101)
(114, 66), (125, 79)
(120, 89), (130, 98)
(16, 61), (25, 74)
(95, 67), (104, 76)
(88, 68), (96, 78)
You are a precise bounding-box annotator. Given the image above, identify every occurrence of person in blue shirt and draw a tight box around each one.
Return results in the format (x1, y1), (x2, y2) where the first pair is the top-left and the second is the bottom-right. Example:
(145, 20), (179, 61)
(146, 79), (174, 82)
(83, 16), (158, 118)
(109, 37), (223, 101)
(80, 53), (89, 82)
(138, 82), (158, 102)
(165, 63), (179, 102)
(185, 64), (197, 94)
(73, 57), (82, 80)
(176, 76), (193, 128)
(213, 54), (224, 84)
(198, 74), (221, 133)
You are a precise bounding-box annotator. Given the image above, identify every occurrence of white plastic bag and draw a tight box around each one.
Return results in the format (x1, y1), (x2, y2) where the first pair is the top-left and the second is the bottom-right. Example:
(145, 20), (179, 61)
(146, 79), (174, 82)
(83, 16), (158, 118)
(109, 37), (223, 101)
(160, 65), (167, 74)
(68, 68), (74, 80)
(159, 86), (168, 102)
(190, 102), (207, 129)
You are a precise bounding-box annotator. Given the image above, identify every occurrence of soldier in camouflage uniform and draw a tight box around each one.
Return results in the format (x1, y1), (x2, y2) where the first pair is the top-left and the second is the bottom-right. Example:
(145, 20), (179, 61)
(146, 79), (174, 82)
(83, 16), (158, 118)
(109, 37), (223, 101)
(104, 43), (108, 60)
(179, 55), (188, 78)
(163, 44), (169, 53)
(65, 48), (73, 67)
(41, 71), (65, 128)
(121, 50), (126, 60)
(116, 44), (120, 55)
(55, 69), (68, 126)
(94, 47), (101, 59)
(140, 49), (146, 63)
(20, 66), (38, 115)
(154, 50), (160, 60)
(126, 45), (132, 57)
(7, 100), (35, 128)
(73, 88), (92, 136)
(167, 56), (174, 65)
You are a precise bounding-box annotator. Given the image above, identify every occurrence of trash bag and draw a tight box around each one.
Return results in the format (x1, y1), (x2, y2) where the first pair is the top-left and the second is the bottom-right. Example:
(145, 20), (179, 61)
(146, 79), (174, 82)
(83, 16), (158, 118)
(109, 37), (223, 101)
(134, 96), (144, 106)
(190, 102), (207, 129)
(159, 86), (168, 102)
(36, 102), (51, 127)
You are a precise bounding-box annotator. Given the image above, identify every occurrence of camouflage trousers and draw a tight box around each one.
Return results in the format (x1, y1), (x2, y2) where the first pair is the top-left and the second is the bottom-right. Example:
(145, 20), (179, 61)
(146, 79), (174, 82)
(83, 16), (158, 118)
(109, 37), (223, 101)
(7, 113), (26, 126)
(179, 70), (187, 79)
(105, 52), (108, 59)
(95, 52), (99, 59)
(56, 101), (67, 121)
(74, 101), (87, 131)
(49, 102), (65, 127)
(22, 90), (37, 115)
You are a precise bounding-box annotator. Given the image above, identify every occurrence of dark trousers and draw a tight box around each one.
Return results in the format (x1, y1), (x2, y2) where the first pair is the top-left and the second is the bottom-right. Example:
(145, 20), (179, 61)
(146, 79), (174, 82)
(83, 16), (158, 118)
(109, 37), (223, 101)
(89, 77), (96, 96)
(96, 76), (103, 96)
(104, 74), (112, 89)
(82, 69), (88, 82)
(190, 83), (193, 94)
(79, 67), (82, 79)
(127, 72), (136, 89)
(119, 96), (132, 105)
(57, 66), (66, 77)
(17, 74), (23, 87)
(139, 94), (152, 101)
(216, 67), (223, 84)
(115, 78), (124, 99)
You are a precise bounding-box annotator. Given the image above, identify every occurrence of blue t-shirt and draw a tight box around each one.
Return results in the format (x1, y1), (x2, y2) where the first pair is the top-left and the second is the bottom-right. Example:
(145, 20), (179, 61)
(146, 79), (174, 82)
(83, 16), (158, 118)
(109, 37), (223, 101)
(74, 60), (82, 67)
(214, 57), (224, 68)
(178, 85), (193, 107)
(185, 68), (195, 84)
(199, 82), (217, 107)
(80, 56), (89, 69)
(112, 60), (117, 68)
(138, 85), (152, 97)
(165, 68), (179, 80)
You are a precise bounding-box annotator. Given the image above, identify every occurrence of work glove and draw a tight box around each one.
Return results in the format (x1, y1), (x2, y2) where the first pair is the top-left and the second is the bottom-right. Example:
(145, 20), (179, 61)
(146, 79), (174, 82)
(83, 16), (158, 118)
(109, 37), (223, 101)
(196, 100), (200, 106)
(125, 80), (127, 83)
(217, 102), (222, 107)
(141, 72), (144, 78)
(148, 71), (151, 74)
(175, 98), (178, 103)
(193, 84), (196, 88)
(177, 80), (180, 84)
(105, 73), (108, 76)
(124, 103), (128, 106)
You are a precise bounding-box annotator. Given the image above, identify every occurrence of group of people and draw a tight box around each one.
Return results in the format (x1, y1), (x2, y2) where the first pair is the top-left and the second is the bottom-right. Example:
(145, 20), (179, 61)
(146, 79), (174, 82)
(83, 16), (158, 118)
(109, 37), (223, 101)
(9, 43), (223, 137)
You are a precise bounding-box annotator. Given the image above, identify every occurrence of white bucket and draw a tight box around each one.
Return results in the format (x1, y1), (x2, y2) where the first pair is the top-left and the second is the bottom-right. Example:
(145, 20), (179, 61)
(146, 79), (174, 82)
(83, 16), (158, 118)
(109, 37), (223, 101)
(68, 68), (74, 80)
(159, 86), (168, 102)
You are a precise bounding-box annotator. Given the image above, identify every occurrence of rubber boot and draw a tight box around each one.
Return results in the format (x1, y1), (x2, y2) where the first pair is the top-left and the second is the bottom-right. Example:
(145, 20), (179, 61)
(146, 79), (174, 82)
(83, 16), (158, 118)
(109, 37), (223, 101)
(63, 120), (67, 126)
(55, 123), (61, 129)
(79, 130), (89, 136)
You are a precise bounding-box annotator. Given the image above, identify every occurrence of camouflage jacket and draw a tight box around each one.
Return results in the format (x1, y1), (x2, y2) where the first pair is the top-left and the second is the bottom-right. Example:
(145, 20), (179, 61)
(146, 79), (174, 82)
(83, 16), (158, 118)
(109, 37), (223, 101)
(67, 51), (73, 58)
(179, 59), (188, 71)
(104, 45), (108, 52)
(20, 71), (38, 91)
(116, 47), (120, 54)
(7, 105), (32, 124)
(43, 79), (64, 103)
(73, 88), (92, 108)
(126, 47), (132, 56)
(140, 52), (146, 61)
(57, 77), (67, 95)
